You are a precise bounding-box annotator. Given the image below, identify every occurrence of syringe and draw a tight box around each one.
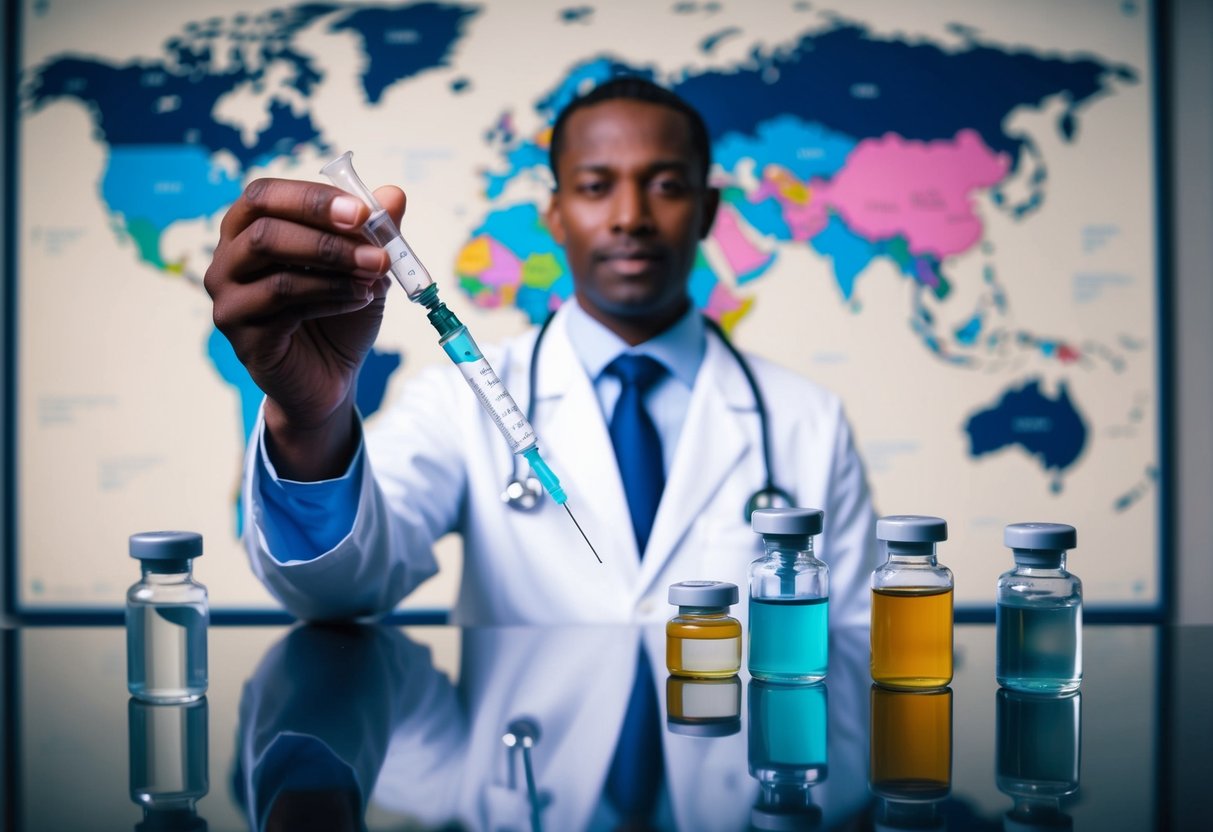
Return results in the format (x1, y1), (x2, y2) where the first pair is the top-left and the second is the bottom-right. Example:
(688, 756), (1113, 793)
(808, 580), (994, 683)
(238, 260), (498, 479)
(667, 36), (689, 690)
(321, 151), (600, 563)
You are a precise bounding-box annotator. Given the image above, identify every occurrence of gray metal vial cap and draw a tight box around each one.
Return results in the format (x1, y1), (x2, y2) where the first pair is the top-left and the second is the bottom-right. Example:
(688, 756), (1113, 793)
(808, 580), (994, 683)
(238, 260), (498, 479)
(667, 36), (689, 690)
(668, 580), (739, 608)
(129, 531), (204, 561)
(751, 508), (824, 537)
(1004, 522), (1077, 552)
(876, 515), (948, 543)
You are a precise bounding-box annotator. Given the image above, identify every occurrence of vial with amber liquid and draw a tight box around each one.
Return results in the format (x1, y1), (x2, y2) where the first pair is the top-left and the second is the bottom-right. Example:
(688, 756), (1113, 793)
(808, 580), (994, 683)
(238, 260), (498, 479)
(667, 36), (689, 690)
(666, 580), (742, 678)
(870, 515), (953, 689)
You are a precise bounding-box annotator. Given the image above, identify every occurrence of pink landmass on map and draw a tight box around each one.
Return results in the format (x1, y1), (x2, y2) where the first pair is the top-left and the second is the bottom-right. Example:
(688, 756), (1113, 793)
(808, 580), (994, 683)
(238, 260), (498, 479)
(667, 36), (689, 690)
(712, 205), (775, 280)
(480, 239), (523, 287)
(813, 129), (1011, 258)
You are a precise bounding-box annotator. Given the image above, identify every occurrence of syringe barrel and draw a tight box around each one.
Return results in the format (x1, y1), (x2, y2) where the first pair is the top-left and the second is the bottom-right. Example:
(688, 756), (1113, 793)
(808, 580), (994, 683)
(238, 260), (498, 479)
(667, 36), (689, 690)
(440, 325), (538, 455)
(320, 150), (435, 301)
(362, 210), (435, 300)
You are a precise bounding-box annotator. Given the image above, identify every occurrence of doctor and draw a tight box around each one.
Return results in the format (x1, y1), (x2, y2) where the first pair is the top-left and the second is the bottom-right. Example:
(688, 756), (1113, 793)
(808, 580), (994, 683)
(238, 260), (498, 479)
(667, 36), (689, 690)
(205, 77), (878, 625)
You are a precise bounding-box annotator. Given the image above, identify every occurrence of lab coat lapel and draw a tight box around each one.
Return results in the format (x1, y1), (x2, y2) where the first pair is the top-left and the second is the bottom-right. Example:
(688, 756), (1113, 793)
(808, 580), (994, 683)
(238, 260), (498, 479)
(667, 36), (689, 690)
(638, 336), (751, 595)
(534, 310), (641, 576)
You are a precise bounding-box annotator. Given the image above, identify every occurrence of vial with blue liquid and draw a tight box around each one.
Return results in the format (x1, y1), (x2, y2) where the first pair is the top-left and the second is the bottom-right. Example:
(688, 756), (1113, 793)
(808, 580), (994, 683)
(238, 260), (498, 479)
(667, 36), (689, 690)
(996, 523), (1082, 694)
(126, 531), (209, 704)
(748, 508), (829, 682)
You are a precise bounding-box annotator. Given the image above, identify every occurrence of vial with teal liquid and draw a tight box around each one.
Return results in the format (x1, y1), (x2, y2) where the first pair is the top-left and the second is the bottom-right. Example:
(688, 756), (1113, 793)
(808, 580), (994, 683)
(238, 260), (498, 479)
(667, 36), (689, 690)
(748, 508), (829, 683)
(996, 523), (1082, 694)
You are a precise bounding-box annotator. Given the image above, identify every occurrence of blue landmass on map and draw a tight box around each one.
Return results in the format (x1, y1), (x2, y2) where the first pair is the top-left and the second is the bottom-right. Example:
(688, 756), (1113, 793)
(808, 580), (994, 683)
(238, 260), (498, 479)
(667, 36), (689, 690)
(206, 327), (403, 531)
(673, 23), (1136, 173)
(714, 115), (856, 182)
(809, 214), (879, 301)
(206, 328), (403, 444)
(964, 379), (1088, 473)
(328, 2), (479, 104)
(101, 146), (243, 231)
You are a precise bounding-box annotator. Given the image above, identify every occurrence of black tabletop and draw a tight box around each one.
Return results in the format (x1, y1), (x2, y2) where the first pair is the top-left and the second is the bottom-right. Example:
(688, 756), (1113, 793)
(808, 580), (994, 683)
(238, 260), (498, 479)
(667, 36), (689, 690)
(3, 622), (1209, 831)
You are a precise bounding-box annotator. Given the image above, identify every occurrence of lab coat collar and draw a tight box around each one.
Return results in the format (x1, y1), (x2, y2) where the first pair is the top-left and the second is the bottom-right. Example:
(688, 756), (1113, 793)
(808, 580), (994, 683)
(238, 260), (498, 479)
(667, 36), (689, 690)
(536, 308), (753, 601)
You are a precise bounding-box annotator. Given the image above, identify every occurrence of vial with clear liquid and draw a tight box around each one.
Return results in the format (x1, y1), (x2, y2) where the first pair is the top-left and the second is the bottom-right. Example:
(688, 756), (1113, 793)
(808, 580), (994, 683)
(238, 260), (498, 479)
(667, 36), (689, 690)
(126, 531), (209, 704)
(997, 687), (1081, 831)
(996, 522), (1082, 694)
(870, 515), (953, 690)
(748, 508), (829, 682)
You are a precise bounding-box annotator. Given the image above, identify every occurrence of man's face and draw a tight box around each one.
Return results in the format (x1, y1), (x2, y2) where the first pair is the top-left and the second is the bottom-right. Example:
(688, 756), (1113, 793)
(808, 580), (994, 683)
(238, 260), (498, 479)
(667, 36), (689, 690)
(545, 99), (719, 328)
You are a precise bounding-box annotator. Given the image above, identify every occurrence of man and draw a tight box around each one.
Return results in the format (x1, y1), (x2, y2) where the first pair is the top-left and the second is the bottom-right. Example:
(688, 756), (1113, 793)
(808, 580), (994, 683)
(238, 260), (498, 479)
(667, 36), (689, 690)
(206, 78), (878, 625)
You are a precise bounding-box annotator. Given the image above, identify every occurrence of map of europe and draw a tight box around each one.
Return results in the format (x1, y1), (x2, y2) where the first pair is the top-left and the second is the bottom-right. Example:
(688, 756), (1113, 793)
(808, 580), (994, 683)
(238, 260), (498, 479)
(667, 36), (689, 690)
(16, 0), (1157, 607)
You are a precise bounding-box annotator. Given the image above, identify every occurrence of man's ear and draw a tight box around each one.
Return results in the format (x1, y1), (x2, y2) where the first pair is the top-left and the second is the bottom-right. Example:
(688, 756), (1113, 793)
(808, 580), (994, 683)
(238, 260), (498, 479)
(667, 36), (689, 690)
(544, 190), (567, 246)
(699, 186), (721, 240)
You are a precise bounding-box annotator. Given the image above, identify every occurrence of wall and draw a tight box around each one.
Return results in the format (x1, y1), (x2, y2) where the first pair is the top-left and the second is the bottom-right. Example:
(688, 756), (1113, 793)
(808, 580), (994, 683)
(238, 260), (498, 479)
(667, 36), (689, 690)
(1, 1), (1211, 623)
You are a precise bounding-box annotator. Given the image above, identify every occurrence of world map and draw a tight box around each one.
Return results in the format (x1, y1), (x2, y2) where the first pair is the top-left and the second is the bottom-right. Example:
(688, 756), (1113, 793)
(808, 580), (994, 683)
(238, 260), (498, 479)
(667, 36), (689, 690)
(15, 0), (1158, 609)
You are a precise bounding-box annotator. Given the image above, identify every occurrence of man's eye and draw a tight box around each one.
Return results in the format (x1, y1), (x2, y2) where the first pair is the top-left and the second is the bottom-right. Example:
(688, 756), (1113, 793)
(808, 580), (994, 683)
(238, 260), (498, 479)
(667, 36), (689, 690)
(655, 178), (689, 196)
(577, 180), (607, 195)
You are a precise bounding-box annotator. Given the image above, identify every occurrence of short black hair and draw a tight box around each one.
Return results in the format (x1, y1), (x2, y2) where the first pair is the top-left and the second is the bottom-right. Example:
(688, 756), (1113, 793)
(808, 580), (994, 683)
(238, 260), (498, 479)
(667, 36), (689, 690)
(548, 76), (712, 187)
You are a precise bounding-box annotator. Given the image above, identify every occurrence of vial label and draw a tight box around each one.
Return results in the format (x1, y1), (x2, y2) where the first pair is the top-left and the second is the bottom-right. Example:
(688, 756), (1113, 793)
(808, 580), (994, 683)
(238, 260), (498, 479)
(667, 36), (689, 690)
(870, 586), (952, 689)
(676, 636), (741, 674)
(996, 600), (1082, 693)
(670, 678), (742, 720)
(748, 596), (828, 682)
(127, 604), (208, 703)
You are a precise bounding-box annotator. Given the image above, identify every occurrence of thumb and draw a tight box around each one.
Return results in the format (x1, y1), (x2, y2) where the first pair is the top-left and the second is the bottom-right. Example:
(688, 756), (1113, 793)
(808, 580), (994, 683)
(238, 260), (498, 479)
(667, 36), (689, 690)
(374, 185), (406, 228)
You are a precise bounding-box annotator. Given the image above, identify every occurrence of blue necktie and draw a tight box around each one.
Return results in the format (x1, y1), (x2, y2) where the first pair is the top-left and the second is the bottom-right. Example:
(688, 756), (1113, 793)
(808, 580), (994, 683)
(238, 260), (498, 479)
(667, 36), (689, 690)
(605, 354), (667, 555)
(603, 354), (665, 823)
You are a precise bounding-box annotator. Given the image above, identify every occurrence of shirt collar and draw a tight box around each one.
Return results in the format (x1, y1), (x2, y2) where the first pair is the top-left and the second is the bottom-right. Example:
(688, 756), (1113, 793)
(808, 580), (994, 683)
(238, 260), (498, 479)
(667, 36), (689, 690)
(563, 297), (705, 389)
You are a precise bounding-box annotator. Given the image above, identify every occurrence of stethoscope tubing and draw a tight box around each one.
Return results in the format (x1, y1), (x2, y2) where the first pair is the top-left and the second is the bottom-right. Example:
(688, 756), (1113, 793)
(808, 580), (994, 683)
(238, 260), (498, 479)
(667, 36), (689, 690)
(504, 310), (792, 517)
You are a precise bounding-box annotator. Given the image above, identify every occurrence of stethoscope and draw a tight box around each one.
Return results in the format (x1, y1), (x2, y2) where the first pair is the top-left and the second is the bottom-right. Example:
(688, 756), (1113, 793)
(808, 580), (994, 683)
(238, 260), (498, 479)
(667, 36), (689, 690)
(501, 718), (548, 832)
(501, 312), (794, 520)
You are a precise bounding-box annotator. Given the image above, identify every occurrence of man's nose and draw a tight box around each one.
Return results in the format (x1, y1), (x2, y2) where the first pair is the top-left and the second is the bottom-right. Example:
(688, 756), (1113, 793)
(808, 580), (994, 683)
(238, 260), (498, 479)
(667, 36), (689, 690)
(610, 182), (654, 235)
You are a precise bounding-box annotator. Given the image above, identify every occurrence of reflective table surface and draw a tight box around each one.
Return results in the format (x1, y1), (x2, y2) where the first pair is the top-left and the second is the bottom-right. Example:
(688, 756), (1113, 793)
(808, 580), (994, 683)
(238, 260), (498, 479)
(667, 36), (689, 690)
(2, 623), (1209, 831)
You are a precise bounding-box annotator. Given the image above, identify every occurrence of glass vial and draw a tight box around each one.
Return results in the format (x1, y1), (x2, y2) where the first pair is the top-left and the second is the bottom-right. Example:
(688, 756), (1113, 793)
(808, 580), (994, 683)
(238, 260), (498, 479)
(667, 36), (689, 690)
(126, 531), (209, 703)
(128, 696), (209, 829)
(869, 685), (952, 831)
(748, 508), (829, 682)
(996, 687), (1081, 831)
(870, 515), (953, 690)
(665, 674), (741, 737)
(748, 679), (827, 831)
(996, 523), (1082, 693)
(666, 580), (742, 678)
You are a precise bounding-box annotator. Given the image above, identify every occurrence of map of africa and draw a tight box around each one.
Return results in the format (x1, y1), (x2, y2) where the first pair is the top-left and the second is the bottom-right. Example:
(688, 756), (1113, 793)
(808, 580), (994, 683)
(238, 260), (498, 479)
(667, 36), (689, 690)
(13, 0), (1159, 611)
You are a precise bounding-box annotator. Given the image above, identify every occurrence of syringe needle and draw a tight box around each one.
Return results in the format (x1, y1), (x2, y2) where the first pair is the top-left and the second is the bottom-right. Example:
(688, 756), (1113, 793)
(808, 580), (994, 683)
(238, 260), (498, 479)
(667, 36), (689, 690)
(563, 503), (602, 563)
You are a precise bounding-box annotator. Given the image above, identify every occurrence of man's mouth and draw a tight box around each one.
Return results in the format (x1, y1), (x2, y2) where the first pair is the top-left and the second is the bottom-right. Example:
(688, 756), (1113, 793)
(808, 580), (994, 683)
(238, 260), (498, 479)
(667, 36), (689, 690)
(599, 248), (665, 275)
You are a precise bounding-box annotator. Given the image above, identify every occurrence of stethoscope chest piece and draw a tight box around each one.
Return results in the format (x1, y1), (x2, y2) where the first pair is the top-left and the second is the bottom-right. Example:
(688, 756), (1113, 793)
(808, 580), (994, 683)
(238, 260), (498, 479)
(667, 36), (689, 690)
(502, 476), (545, 511)
(745, 485), (795, 521)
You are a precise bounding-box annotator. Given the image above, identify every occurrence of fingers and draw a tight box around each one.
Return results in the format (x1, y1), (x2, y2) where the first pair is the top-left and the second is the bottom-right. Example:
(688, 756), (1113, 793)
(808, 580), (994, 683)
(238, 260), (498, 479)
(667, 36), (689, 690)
(212, 269), (385, 331)
(226, 214), (389, 281)
(221, 178), (370, 239)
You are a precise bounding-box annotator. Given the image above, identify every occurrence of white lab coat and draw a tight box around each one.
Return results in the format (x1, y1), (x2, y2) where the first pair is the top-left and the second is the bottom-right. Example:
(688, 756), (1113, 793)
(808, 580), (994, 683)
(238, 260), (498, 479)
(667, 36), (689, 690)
(244, 303), (878, 626)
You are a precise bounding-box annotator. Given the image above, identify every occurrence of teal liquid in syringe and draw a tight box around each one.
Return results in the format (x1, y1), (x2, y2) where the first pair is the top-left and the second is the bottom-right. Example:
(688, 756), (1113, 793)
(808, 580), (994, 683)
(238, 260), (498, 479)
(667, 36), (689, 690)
(321, 151), (600, 562)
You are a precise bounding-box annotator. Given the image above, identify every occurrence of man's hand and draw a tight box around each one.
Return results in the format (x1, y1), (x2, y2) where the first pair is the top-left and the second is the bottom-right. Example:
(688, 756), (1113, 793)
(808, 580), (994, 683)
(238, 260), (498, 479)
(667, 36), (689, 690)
(204, 178), (405, 479)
